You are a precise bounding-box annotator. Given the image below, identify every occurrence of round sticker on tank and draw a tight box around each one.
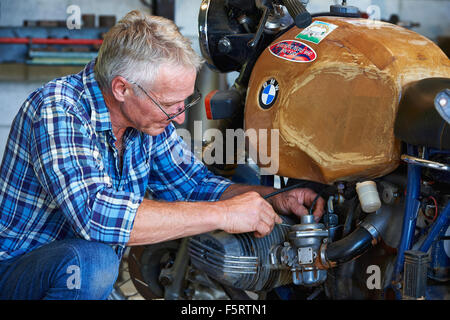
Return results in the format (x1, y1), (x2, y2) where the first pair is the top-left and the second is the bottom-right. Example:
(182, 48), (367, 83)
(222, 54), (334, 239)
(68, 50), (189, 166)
(269, 40), (317, 63)
(259, 78), (279, 109)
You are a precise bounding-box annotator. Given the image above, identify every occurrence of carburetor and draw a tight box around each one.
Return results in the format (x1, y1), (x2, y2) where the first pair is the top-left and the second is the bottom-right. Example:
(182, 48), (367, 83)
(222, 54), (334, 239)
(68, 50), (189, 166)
(270, 214), (328, 286)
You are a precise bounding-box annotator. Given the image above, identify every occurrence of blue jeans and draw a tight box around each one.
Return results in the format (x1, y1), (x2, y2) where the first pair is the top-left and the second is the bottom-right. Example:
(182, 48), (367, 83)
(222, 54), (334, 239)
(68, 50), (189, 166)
(0, 239), (120, 300)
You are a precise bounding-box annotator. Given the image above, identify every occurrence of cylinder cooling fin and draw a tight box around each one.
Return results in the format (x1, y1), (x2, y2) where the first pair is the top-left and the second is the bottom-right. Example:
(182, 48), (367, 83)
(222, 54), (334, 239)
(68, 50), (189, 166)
(188, 223), (293, 291)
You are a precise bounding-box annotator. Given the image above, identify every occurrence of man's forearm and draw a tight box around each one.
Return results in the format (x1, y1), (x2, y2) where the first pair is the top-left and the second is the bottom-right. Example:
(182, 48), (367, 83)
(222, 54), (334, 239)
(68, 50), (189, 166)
(128, 184), (284, 246)
(127, 198), (226, 246)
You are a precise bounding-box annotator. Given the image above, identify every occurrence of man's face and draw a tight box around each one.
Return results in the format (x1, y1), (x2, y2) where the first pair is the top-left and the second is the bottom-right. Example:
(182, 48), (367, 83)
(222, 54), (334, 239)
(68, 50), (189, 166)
(122, 64), (197, 136)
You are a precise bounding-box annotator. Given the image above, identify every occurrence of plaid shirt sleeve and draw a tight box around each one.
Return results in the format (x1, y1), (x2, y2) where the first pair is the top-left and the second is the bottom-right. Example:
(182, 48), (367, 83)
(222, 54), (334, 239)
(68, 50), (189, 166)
(147, 124), (233, 201)
(30, 101), (142, 246)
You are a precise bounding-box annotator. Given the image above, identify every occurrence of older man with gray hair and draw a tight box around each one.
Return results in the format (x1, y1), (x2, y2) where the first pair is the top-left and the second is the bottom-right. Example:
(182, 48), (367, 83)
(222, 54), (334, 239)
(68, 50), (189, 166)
(0, 10), (323, 299)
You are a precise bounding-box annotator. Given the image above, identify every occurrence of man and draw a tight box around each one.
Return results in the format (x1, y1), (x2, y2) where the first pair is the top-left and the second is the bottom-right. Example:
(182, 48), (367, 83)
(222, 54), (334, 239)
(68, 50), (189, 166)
(0, 11), (324, 299)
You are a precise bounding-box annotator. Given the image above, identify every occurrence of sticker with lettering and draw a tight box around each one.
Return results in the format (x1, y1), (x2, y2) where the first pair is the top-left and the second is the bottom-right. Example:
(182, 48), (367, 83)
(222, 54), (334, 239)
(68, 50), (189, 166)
(259, 78), (279, 109)
(295, 20), (338, 44)
(269, 40), (317, 63)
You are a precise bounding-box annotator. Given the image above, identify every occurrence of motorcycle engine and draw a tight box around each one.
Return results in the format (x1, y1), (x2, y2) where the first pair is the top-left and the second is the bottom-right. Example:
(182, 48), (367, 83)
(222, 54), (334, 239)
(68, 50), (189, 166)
(188, 214), (330, 291)
(188, 219), (293, 291)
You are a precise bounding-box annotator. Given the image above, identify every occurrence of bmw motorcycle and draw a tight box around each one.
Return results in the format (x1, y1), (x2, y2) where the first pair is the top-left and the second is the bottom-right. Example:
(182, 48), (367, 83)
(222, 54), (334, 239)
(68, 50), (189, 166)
(127, 0), (450, 300)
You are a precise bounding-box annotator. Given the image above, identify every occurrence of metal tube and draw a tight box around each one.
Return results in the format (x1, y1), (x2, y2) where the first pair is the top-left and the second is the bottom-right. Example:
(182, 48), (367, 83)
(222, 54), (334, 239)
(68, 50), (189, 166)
(163, 237), (190, 300)
(393, 147), (422, 275)
(392, 145), (422, 297)
(401, 154), (450, 172)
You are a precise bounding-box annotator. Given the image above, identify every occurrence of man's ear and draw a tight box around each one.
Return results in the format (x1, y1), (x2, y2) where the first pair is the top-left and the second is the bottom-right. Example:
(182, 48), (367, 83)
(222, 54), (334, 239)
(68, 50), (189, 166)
(110, 76), (129, 102)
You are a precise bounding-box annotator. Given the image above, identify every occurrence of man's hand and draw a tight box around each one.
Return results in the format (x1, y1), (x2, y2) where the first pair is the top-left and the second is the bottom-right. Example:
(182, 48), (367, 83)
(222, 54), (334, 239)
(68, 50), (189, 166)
(218, 191), (283, 238)
(271, 188), (325, 222)
(218, 185), (326, 237)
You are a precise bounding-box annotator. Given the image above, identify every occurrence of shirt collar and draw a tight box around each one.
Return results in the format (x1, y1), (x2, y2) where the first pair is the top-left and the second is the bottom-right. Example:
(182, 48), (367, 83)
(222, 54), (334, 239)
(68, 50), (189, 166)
(82, 59), (113, 133)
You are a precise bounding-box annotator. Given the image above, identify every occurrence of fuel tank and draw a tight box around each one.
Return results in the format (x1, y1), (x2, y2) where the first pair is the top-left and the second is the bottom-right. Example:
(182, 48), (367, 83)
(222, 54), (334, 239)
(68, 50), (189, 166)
(245, 17), (450, 184)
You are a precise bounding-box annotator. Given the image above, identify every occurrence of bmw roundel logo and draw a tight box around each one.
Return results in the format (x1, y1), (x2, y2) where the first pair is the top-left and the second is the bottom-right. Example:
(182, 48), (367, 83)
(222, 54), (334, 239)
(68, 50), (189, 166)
(259, 78), (279, 109)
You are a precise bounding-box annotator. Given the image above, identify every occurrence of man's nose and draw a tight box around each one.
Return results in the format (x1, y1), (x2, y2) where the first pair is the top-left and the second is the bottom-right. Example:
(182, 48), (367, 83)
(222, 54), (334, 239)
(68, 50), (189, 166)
(171, 108), (186, 124)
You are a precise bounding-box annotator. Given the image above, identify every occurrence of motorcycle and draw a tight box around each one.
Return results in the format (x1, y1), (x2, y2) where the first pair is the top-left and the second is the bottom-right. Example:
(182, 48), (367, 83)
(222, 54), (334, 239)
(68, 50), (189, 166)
(126, 0), (450, 300)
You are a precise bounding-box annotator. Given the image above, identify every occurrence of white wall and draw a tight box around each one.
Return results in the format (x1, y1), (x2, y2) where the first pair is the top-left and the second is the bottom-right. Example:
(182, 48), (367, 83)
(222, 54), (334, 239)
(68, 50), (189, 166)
(175, 0), (203, 55)
(306, 0), (450, 41)
(373, 0), (450, 41)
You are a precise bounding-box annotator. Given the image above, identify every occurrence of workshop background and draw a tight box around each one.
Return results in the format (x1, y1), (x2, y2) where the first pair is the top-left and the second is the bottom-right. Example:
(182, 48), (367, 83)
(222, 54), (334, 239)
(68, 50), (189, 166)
(0, 0), (449, 300)
(0, 0), (449, 161)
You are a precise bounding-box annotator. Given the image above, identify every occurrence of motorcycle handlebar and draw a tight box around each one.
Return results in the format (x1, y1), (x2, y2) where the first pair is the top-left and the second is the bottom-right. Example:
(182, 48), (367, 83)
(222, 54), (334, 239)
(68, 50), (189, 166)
(280, 0), (312, 28)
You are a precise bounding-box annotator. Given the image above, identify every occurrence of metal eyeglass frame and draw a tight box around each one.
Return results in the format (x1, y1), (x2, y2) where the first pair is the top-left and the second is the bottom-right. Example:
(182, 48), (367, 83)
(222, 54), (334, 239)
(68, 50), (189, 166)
(128, 79), (202, 121)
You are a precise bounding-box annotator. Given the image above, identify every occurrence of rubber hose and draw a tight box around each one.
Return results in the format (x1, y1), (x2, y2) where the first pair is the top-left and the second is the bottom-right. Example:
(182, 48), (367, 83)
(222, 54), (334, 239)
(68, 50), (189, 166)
(326, 227), (375, 265)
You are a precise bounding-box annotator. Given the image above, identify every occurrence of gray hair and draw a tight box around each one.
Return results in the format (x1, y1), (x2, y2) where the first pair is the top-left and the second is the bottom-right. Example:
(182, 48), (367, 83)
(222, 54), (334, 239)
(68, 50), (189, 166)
(94, 10), (204, 92)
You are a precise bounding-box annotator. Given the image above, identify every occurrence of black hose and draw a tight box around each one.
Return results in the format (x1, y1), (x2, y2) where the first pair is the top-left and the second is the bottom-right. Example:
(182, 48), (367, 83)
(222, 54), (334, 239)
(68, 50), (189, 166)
(326, 227), (375, 265)
(263, 182), (335, 216)
(311, 12), (361, 18)
(281, 0), (312, 28)
(263, 181), (306, 199)
(342, 196), (358, 237)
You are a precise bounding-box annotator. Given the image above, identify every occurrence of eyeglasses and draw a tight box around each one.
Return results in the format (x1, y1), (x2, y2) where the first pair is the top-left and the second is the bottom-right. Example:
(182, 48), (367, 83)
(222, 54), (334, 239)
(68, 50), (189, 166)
(128, 80), (202, 121)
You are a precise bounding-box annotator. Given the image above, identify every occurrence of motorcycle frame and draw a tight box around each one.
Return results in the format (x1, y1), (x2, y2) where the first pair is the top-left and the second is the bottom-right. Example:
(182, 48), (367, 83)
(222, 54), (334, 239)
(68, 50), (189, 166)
(263, 143), (449, 300)
(391, 144), (450, 299)
(178, 145), (450, 300)
(194, 0), (450, 300)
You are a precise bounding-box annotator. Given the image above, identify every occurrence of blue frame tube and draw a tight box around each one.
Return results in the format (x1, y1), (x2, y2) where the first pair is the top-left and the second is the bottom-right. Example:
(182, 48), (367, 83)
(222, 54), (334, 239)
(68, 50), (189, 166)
(393, 145), (422, 281)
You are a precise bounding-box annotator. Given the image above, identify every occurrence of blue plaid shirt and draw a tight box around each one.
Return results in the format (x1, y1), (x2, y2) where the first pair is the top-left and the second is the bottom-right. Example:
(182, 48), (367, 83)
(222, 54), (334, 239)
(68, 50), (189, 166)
(0, 59), (232, 260)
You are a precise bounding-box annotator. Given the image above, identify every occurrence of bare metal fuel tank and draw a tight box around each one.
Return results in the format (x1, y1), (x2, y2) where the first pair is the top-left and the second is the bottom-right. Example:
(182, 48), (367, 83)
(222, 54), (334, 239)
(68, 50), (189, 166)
(245, 17), (450, 184)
